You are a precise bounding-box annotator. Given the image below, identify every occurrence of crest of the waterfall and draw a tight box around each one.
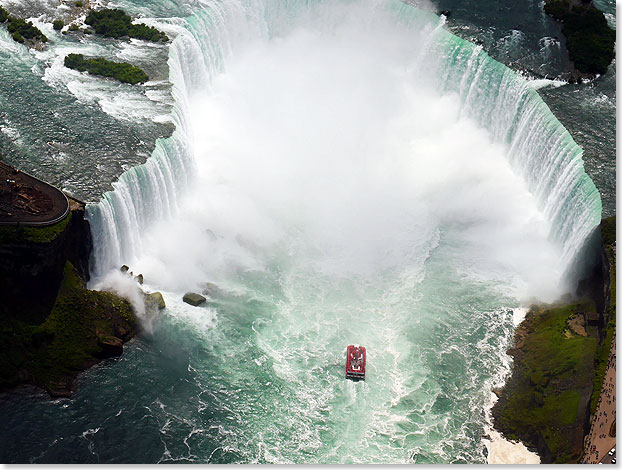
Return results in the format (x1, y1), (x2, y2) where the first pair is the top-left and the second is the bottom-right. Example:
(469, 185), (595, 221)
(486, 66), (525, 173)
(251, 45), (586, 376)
(86, 0), (601, 286)
(417, 29), (602, 270)
(387, 0), (602, 272)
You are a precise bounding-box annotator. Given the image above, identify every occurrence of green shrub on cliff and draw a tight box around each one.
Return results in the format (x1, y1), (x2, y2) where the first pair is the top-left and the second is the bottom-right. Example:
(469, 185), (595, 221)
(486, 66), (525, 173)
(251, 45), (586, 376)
(53, 19), (64, 30)
(494, 301), (598, 463)
(545, 1), (615, 75)
(85, 8), (168, 42)
(0, 212), (71, 244)
(64, 53), (149, 84)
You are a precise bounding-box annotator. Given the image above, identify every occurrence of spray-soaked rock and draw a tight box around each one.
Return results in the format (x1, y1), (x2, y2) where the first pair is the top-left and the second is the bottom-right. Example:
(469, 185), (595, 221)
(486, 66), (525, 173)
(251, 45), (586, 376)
(183, 292), (206, 306)
(145, 291), (166, 310)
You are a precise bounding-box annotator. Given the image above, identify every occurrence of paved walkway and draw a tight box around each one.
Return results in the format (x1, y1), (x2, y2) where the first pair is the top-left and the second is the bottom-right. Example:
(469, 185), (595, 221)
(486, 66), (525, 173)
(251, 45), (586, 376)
(582, 331), (616, 464)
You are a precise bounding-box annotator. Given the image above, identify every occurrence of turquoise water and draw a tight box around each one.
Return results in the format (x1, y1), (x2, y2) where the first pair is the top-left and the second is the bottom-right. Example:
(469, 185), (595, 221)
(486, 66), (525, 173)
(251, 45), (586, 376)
(0, 0), (610, 464)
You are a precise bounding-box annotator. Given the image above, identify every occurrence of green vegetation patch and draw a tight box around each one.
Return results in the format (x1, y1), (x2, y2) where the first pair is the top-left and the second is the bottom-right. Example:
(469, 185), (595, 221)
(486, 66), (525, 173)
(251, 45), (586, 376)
(85, 8), (168, 42)
(495, 300), (598, 463)
(53, 19), (64, 31)
(590, 216), (616, 413)
(544, 0), (615, 75)
(0, 6), (48, 45)
(64, 53), (149, 84)
(0, 262), (137, 392)
(0, 212), (71, 244)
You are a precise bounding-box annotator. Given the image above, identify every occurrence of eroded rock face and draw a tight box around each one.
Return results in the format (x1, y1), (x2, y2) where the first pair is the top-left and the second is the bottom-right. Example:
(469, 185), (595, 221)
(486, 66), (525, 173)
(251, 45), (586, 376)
(0, 204), (92, 324)
(567, 314), (588, 337)
(183, 292), (206, 306)
(96, 335), (124, 358)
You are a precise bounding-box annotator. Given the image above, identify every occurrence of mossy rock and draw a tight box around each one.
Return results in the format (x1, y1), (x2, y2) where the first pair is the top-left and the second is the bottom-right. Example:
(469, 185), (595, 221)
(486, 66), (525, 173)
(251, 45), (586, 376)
(0, 262), (138, 395)
(145, 291), (166, 310)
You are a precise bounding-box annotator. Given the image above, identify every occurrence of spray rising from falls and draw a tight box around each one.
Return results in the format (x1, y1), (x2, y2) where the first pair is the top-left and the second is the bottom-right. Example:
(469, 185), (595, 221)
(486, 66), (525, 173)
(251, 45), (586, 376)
(87, 0), (601, 284)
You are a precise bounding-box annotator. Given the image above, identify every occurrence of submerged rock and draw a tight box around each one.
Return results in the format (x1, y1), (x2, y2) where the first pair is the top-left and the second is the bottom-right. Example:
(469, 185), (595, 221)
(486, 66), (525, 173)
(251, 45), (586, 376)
(202, 282), (223, 298)
(145, 291), (166, 310)
(183, 292), (206, 306)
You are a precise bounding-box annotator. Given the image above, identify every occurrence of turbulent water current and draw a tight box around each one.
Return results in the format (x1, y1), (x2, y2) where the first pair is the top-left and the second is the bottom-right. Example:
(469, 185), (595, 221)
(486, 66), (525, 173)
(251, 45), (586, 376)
(0, 0), (612, 464)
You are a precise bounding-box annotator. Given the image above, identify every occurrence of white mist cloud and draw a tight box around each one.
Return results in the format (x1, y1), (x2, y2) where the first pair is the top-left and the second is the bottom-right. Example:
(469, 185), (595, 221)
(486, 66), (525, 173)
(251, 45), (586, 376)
(123, 0), (564, 303)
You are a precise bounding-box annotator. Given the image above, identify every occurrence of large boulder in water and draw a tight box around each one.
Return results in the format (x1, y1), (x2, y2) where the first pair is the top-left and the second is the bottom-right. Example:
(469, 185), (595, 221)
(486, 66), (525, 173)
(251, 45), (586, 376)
(145, 291), (166, 310)
(183, 292), (206, 306)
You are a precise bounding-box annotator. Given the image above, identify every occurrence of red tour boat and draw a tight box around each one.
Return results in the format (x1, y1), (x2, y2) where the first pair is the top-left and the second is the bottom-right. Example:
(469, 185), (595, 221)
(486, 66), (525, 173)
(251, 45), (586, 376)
(345, 345), (366, 381)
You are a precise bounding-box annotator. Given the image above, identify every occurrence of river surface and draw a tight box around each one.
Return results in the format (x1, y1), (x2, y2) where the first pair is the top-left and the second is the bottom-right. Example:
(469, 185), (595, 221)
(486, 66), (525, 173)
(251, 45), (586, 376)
(0, 0), (614, 464)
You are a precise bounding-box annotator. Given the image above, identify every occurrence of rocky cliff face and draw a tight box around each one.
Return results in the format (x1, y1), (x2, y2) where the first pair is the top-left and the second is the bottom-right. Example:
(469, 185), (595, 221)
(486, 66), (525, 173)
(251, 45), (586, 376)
(0, 201), (92, 324)
(0, 200), (139, 397)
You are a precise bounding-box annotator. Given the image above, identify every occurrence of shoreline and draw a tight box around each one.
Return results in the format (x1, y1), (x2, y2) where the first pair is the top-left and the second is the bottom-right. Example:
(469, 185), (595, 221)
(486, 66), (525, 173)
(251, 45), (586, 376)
(483, 307), (540, 464)
(490, 216), (616, 463)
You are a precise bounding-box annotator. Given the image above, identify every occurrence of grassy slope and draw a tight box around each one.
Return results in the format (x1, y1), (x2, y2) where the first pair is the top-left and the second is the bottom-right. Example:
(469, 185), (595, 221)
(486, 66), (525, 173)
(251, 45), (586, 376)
(495, 300), (598, 463)
(0, 262), (137, 394)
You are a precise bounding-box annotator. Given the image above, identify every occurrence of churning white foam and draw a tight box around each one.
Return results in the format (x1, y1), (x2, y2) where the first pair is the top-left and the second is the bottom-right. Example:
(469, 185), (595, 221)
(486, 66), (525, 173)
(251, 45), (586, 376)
(485, 425), (540, 464)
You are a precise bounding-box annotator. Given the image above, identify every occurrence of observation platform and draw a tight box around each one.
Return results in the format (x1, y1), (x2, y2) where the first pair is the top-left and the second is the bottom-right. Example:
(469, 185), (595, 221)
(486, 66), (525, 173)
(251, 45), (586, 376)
(0, 160), (69, 226)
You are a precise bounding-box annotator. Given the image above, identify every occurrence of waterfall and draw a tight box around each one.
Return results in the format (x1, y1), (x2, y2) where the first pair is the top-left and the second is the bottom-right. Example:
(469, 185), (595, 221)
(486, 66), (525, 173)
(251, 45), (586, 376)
(427, 33), (602, 266)
(86, 0), (602, 283)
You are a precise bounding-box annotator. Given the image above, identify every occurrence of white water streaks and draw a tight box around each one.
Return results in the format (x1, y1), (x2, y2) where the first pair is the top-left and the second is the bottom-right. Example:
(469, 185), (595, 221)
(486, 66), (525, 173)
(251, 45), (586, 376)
(85, 0), (602, 463)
